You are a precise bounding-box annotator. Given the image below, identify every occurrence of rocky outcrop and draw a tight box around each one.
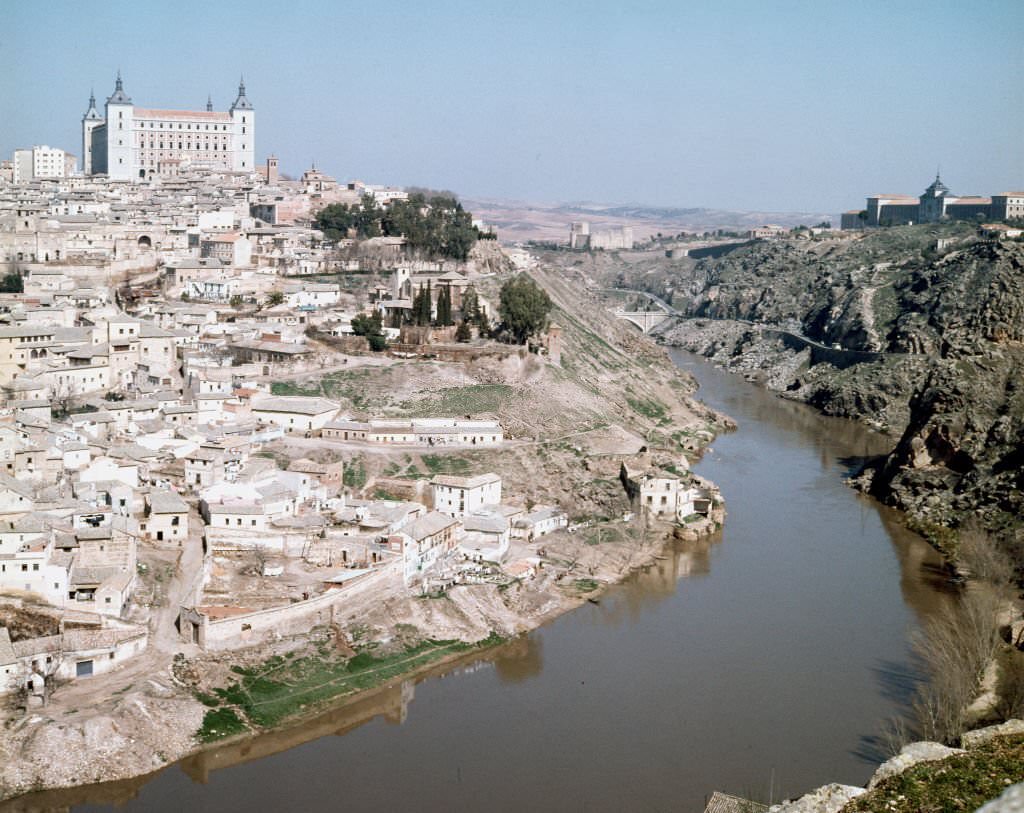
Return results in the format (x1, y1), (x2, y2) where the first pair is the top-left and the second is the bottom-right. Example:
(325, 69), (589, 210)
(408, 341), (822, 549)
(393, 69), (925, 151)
(766, 722), (1023, 813)
(767, 784), (864, 813)
(962, 718), (1024, 747)
(866, 741), (964, 789)
(645, 227), (1024, 553)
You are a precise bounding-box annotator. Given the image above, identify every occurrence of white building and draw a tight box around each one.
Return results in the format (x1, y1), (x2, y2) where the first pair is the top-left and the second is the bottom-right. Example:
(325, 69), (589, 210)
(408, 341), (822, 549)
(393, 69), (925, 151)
(512, 506), (568, 541)
(141, 490), (190, 544)
(431, 473), (502, 518)
(252, 397), (339, 434)
(12, 146), (71, 182)
(0, 533), (69, 608)
(389, 511), (459, 586)
(83, 74), (255, 180)
(637, 476), (710, 522)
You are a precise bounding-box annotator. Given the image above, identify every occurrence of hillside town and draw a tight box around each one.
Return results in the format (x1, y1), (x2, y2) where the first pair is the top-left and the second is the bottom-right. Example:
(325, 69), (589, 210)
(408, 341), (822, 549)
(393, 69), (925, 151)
(0, 76), (722, 713)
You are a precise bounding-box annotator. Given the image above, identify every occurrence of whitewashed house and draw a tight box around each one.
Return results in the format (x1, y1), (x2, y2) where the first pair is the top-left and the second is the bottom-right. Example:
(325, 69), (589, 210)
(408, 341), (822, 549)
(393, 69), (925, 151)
(431, 473), (502, 518)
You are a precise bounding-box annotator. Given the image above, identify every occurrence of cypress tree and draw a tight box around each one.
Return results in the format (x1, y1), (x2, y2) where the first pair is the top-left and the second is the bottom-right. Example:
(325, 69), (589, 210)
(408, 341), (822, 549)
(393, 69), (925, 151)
(423, 280), (433, 325)
(438, 285), (453, 326)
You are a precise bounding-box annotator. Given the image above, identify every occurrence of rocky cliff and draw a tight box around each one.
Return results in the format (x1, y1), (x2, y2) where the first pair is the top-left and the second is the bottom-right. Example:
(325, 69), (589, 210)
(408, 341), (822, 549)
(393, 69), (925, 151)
(629, 225), (1023, 556)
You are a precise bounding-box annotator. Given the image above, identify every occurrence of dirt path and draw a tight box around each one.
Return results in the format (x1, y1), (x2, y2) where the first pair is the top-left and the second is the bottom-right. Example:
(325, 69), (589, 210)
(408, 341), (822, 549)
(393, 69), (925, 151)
(28, 524), (205, 718)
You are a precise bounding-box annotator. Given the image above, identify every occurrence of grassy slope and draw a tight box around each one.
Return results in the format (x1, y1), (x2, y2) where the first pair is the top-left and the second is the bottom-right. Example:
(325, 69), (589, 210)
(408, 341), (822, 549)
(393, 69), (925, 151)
(843, 735), (1024, 813)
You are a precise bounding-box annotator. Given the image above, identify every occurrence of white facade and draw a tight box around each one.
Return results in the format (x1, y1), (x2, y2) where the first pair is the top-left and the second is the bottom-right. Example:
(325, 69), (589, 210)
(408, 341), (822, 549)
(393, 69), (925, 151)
(84, 74), (255, 181)
(638, 476), (709, 522)
(252, 397), (339, 433)
(11, 146), (68, 182)
(0, 540), (69, 608)
(431, 473), (502, 517)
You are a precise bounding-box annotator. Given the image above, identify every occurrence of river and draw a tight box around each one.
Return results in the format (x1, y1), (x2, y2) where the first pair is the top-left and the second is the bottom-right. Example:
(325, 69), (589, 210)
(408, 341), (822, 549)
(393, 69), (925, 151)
(27, 350), (953, 812)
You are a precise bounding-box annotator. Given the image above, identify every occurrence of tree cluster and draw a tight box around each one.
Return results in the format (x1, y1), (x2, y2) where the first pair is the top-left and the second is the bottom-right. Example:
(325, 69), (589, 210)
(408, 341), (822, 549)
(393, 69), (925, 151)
(350, 311), (387, 352)
(315, 194), (384, 241)
(435, 285), (454, 326)
(497, 274), (552, 344)
(316, 192), (480, 260)
(411, 281), (433, 326)
(350, 311), (382, 337)
(0, 272), (23, 293)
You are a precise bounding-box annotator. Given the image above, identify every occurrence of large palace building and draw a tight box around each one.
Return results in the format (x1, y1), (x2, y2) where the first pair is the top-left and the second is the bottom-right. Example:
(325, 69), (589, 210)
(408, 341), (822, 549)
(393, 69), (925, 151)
(83, 73), (255, 180)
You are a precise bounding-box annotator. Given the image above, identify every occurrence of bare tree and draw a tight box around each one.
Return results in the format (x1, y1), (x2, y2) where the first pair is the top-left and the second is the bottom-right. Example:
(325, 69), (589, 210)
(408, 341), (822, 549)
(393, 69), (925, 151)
(50, 377), (81, 418)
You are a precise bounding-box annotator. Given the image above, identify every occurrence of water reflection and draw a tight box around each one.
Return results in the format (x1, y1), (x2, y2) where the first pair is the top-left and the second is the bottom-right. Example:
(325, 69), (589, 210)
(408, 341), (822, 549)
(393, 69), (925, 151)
(492, 635), (542, 684)
(876, 505), (957, 624)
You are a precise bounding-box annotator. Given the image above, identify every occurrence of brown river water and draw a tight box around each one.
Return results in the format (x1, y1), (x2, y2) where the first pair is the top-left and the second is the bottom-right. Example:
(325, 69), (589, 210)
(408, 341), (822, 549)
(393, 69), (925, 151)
(11, 350), (954, 812)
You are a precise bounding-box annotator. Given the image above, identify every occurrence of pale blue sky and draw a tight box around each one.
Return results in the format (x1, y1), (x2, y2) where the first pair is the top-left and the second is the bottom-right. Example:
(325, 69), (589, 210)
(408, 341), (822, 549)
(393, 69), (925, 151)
(2, 0), (1022, 212)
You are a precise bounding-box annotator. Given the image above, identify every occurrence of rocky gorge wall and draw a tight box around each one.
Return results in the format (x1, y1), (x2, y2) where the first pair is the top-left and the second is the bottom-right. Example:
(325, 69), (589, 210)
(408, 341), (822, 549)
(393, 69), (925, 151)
(640, 227), (1024, 558)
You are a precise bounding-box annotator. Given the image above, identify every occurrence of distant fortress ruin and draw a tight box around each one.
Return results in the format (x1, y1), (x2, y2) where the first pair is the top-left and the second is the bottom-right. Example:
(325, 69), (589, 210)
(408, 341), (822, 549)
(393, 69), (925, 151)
(568, 221), (635, 250)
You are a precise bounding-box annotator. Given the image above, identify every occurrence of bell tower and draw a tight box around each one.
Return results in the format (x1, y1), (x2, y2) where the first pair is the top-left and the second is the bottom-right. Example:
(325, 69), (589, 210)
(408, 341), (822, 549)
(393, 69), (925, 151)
(104, 71), (134, 180)
(82, 89), (104, 175)
(229, 77), (255, 172)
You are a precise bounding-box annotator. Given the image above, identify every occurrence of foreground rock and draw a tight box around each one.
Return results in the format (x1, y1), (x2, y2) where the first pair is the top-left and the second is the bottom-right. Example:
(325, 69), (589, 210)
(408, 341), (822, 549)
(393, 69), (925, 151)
(768, 784), (864, 813)
(866, 741), (964, 789)
(762, 721), (1024, 813)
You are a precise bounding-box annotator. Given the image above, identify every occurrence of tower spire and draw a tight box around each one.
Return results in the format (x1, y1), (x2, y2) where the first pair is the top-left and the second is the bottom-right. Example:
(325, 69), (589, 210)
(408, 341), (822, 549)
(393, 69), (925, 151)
(207, 94), (213, 112)
(230, 75), (253, 111)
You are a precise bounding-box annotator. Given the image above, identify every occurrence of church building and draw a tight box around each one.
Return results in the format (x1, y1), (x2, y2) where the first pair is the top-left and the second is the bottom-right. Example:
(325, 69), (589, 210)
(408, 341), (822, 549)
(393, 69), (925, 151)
(83, 73), (255, 180)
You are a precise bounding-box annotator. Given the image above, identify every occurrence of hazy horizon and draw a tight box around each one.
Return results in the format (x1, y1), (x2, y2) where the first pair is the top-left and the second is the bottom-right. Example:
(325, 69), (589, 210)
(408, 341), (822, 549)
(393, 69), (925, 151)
(3, 0), (1022, 212)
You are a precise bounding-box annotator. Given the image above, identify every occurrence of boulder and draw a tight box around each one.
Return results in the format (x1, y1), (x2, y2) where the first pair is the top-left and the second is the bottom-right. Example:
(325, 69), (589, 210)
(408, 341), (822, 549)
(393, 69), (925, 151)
(962, 719), (1024, 748)
(767, 784), (865, 813)
(868, 741), (964, 789)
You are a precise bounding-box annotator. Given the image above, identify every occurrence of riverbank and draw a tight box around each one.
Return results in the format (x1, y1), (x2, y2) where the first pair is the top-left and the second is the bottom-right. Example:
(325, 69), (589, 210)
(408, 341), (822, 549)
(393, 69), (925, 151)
(0, 508), (723, 805)
(0, 256), (729, 803)
(4, 339), (964, 813)
(596, 228), (1024, 556)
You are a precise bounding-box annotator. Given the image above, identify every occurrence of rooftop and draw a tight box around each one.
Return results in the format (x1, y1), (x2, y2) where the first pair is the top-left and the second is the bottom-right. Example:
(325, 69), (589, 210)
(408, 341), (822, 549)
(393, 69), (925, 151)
(252, 396), (339, 415)
(431, 473), (501, 490)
